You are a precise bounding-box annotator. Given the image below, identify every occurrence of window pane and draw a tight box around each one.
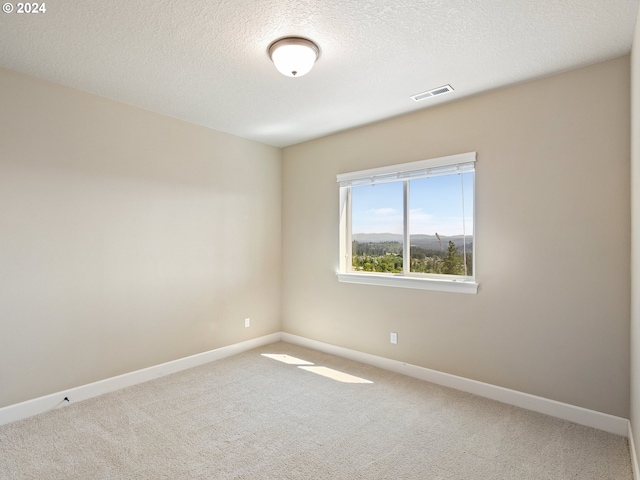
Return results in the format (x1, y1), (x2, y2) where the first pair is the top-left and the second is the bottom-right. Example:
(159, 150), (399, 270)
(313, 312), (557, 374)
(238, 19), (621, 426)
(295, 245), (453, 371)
(408, 172), (474, 276)
(351, 182), (403, 274)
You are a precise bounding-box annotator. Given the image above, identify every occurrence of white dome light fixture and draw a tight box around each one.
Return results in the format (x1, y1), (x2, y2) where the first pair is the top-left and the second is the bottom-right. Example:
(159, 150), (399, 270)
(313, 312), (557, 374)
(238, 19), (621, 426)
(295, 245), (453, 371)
(268, 37), (320, 78)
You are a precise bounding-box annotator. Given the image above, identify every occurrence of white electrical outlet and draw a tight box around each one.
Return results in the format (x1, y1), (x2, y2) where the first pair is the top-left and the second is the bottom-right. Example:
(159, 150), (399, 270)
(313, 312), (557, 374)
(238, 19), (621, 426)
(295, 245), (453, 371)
(390, 332), (398, 344)
(245, 318), (250, 328)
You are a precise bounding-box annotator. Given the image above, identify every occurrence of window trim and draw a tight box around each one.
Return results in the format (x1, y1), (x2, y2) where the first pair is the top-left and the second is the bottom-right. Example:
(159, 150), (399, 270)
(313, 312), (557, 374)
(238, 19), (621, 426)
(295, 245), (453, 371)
(337, 152), (478, 294)
(336, 272), (478, 294)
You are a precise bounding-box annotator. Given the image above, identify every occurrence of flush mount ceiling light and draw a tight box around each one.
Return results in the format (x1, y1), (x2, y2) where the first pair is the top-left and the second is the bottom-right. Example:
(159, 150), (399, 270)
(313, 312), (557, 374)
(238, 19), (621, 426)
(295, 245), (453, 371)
(268, 37), (320, 77)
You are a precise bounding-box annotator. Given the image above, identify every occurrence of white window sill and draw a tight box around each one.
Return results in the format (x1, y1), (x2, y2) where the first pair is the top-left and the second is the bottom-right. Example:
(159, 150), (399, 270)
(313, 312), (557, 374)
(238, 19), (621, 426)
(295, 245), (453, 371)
(336, 272), (478, 294)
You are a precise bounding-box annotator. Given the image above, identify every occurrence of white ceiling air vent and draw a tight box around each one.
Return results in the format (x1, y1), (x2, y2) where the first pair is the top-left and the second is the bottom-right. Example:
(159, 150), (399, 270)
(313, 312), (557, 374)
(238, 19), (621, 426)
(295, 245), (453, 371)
(411, 84), (454, 102)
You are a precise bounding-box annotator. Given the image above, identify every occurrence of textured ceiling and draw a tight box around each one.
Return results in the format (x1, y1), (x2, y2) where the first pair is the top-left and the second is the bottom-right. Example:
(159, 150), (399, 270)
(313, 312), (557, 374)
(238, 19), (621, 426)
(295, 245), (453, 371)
(0, 0), (638, 147)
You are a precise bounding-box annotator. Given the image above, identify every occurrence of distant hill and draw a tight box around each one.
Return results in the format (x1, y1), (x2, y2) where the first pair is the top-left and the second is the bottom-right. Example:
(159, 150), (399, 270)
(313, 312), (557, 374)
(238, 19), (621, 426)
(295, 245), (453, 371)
(353, 233), (472, 251)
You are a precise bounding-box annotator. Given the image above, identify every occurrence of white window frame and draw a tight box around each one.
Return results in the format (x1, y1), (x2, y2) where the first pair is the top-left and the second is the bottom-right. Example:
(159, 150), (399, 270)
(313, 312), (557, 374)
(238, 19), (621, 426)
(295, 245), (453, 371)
(337, 152), (478, 294)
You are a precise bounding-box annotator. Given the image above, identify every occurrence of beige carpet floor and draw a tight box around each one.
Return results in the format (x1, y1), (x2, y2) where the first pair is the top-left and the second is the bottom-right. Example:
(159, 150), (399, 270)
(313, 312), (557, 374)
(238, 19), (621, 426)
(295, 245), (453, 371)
(0, 342), (633, 479)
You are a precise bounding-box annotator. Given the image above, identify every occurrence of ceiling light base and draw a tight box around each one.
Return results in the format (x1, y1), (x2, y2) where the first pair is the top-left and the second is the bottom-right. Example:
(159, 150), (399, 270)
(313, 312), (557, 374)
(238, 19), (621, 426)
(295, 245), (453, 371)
(268, 37), (320, 78)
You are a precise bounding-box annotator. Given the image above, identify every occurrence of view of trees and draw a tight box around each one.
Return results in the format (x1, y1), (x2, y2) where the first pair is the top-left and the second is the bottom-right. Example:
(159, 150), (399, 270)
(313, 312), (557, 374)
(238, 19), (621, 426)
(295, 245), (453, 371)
(352, 240), (472, 276)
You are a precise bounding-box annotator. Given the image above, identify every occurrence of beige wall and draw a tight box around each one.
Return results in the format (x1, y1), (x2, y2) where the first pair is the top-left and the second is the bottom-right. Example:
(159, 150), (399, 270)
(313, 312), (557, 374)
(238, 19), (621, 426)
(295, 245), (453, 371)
(630, 5), (640, 461)
(0, 54), (632, 420)
(282, 56), (631, 417)
(0, 69), (282, 407)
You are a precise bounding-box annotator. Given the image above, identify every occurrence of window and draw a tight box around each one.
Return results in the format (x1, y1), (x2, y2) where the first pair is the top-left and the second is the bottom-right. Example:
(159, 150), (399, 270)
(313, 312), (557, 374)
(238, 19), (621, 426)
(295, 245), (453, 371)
(337, 152), (477, 294)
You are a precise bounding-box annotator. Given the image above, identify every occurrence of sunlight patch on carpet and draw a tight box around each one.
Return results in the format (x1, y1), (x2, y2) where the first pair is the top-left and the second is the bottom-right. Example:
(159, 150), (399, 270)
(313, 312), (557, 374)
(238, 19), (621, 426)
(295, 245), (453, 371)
(298, 366), (373, 384)
(261, 353), (314, 365)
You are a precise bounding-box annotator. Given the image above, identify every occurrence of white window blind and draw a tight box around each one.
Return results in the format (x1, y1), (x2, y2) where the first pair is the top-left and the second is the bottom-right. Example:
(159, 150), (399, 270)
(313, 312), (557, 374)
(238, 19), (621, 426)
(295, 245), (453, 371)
(337, 152), (476, 187)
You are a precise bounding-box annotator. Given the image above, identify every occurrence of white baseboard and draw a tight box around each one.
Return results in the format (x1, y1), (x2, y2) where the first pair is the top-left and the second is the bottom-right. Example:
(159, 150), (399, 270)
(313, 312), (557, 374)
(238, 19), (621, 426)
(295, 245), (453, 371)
(630, 421), (640, 480)
(0, 333), (282, 426)
(281, 333), (629, 437)
(1, 331), (630, 440)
